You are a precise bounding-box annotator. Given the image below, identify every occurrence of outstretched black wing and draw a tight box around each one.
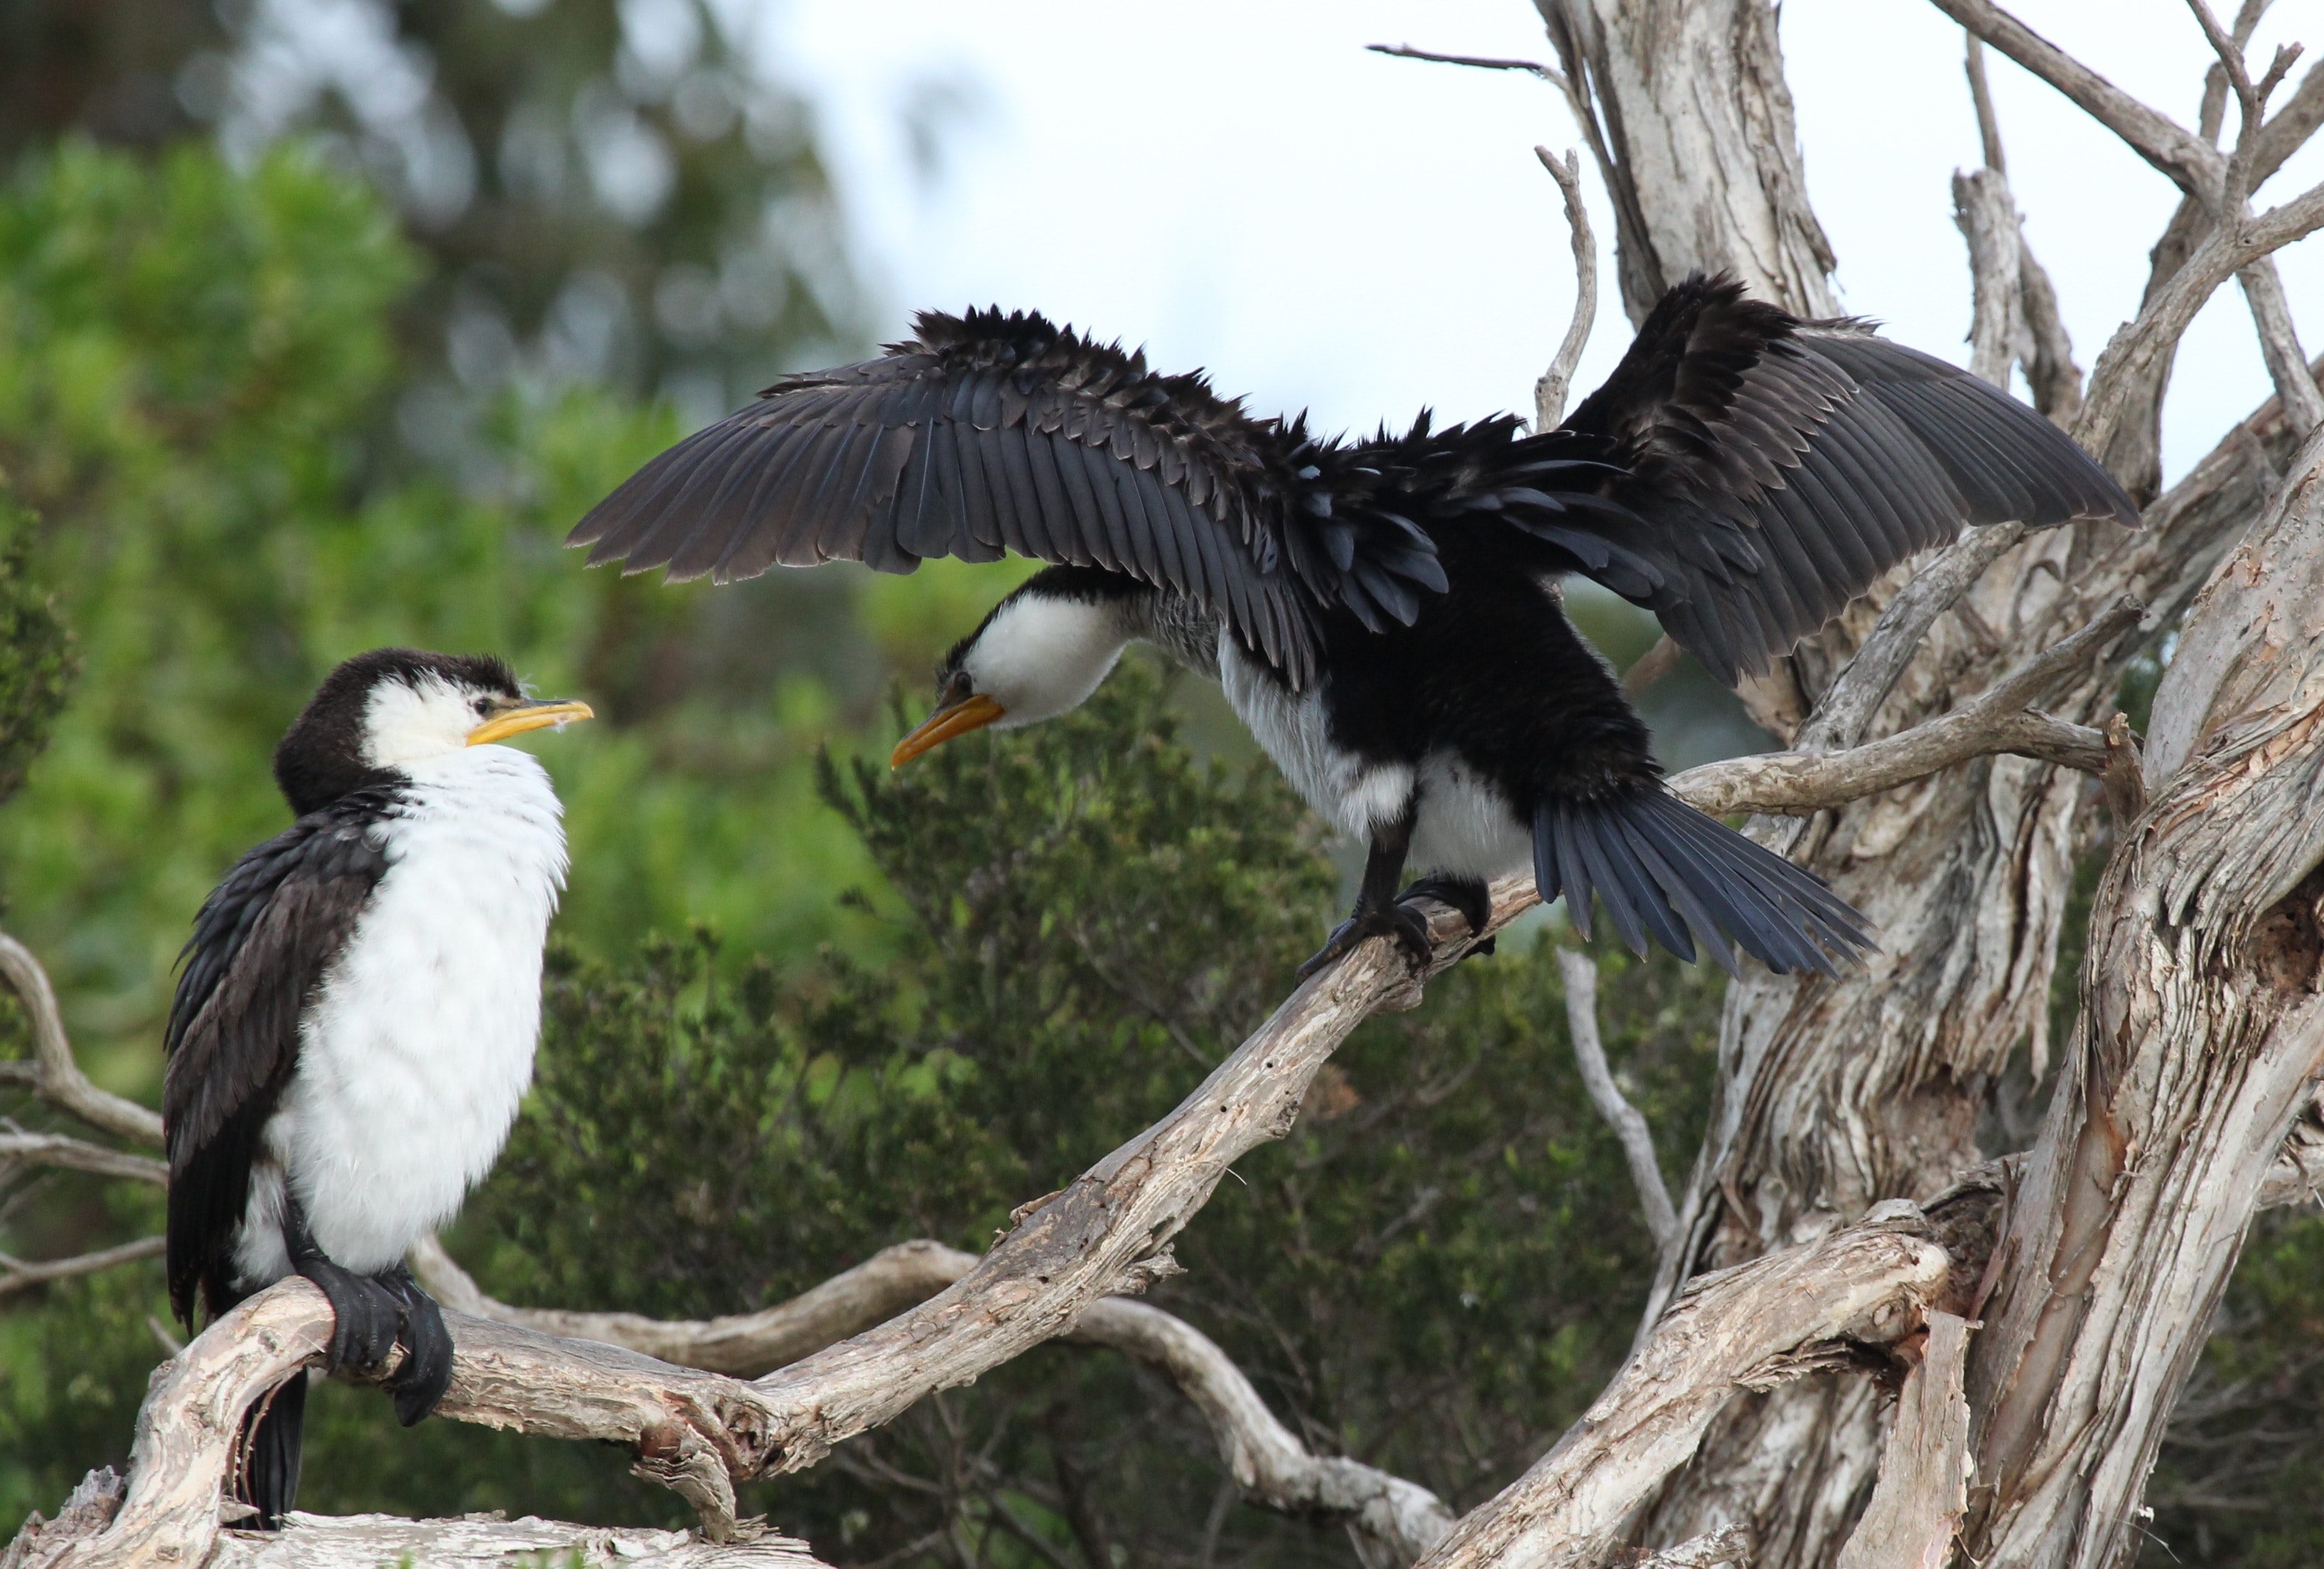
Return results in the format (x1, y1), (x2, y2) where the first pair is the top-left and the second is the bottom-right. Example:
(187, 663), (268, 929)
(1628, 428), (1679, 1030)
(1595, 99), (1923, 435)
(163, 794), (393, 1322)
(567, 309), (1449, 689)
(1549, 275), (2138, 685)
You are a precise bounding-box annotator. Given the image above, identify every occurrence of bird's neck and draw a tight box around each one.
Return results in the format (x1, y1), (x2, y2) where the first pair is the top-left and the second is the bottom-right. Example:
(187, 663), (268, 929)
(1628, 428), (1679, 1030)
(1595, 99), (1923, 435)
(970, 587), (1142, 729)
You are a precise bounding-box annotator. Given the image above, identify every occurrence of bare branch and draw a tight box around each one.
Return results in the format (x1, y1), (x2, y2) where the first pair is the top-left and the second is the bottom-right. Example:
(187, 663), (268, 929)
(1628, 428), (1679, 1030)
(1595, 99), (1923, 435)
(0, 1234), (165, 1301)
(1675, 597), (2146, 818)
(1928, 0), (2222, 202)
(1834, 1311), (1972, 1569)
(1367, 43), (1569, 91)
(1554, 948), (1677, 1256)
(1413, 1207), (1949, 1569)
(1954, 168), (2028, 388)
(1074, 1297), (1455, 1562)
(1532, 147), (1597, 431)
(1801, 523), (2028, 753)
(2237, 259), (2324, 432)
(2185, 0), (2301, 210)
(415, 1234), (1454, 1560)
(410, 1233), (964, 1377)
(2016, 240), (2086, 424)
(1965, 37), (2008, 173)
(2076, 176), (2324, 458)
(0, 930), (163, 1148)
(0, 1129), (166, 1186)
(1955, 33), (2086, 421)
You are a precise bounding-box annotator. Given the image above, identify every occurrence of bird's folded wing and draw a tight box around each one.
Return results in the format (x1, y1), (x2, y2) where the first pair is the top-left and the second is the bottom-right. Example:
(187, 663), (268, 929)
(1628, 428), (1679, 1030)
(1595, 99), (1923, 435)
(162, 797), (392, 1313)
(1549, 275), (2138, 686)
(565, 310), (1450, 689)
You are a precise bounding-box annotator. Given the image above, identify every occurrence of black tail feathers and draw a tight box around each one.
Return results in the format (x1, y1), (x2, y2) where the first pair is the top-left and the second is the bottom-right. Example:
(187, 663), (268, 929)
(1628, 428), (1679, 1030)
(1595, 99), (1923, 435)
(236, 1367), (307, 1530)
(1532, 789), (1874, 976)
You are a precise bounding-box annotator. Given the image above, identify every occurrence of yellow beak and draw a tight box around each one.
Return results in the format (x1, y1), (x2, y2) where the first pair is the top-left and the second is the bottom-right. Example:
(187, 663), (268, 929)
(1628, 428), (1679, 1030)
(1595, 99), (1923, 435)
(467, 699), (595, 747)
(891, 694), (1005, 767)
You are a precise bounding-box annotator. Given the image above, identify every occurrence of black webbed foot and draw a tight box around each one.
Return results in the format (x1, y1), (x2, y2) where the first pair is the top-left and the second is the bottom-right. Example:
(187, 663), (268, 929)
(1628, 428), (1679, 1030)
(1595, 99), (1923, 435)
(377, 1266), (454, 1426)
(292, 1254), (403, 1375)
(1295, 900), (1435, 982)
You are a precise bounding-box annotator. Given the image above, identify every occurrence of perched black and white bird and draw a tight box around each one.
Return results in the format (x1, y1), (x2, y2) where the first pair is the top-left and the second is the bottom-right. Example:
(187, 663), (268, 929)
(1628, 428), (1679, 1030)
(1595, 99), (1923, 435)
(163, 649), (591, 1527)
(570, 274), (2136, 977)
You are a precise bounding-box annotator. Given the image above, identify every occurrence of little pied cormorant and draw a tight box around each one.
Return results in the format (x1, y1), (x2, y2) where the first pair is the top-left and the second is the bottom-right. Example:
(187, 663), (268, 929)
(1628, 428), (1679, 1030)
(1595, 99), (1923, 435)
(569, 274), (2137, 978)
(162, 649), (591, 1527)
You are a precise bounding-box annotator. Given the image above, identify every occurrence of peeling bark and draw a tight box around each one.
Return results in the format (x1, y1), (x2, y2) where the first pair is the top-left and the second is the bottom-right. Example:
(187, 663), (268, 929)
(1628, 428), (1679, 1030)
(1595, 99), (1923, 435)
(1965, 432), (2324, 1569)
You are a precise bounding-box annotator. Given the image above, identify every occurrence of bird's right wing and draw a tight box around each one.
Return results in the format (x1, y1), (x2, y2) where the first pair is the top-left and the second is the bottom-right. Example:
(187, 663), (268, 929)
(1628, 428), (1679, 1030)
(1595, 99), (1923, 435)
(1548, 275), (2137, 685)
(567, 310), (1451, 689)
(163, 796), (392, 1320)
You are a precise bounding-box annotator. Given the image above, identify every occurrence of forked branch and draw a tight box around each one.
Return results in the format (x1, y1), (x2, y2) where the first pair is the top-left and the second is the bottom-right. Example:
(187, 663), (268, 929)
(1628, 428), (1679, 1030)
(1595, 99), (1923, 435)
(411, 1235), (1457, 1561)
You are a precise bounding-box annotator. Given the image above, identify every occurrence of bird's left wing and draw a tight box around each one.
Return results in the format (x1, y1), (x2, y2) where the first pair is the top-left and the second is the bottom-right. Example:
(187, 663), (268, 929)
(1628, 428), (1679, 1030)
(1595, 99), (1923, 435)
(1543, 275), (2139, 686)
(163, 794), (393, 1319)
(566, 309), (1451, 689)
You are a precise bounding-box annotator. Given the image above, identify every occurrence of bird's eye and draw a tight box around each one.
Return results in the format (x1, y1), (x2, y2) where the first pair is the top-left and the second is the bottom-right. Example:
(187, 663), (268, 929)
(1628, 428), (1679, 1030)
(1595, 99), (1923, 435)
(473, 697), (492, 717)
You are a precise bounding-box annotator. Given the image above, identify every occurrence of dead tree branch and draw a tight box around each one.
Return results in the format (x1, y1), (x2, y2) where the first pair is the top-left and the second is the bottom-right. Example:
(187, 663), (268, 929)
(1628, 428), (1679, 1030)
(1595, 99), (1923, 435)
(1800, 522), (2028, 753)
(1367, 43), (1569, 90)
(1554, 948), (1677, 1256)
(1928, 0), (2232, 201)
(1532, 146), (1597, 431)
(1833, 1311), (1971, 1569)
(0, 1129), (166, 1186)
(1672, 597), (2145, 818)
(0, 1235), (165, 1302)
(1956, 166), (2029, 388)
(0, 930), (162, 1148)
(1413, 1206), (1950, 1569)
(411, 1236), (1458, 1563)
(408, 1234), (963, 1378)
(2078, 178), (2324, 457)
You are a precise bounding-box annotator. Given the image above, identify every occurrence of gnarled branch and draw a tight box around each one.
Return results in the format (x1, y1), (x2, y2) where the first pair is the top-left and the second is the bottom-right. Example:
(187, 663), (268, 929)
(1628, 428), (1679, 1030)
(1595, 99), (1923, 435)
(411, 1235), (1457, 1562)
(1413, 1206), (1951, 1569)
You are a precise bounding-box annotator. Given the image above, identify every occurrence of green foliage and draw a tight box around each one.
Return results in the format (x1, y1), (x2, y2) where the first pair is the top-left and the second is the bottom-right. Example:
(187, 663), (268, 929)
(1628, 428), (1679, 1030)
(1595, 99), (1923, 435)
(0, 493), (72, 813)
(2143, 1207), (2324, 1567)
(0, 143), (897, 1100)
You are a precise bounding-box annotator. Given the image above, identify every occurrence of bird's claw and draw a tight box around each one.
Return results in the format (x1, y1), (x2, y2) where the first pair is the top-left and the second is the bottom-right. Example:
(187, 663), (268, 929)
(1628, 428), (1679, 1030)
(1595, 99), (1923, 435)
(1295, 901), (1436, 982)
(1396, 875), (1493, 939)
(295, 1257), (402, 1377)
(291, 1258), (453, 1422)
(378, 1267), (454, 1425)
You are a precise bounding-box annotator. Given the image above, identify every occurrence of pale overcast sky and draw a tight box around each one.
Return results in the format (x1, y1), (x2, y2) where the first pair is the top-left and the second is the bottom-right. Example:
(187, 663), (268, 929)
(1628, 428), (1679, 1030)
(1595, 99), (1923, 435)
(755, 0), (2322, 488)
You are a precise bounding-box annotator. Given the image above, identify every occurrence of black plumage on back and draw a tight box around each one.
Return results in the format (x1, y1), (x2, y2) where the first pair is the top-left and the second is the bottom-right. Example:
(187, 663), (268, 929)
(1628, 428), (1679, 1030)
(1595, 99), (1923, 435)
(571, 274), (2138, 979)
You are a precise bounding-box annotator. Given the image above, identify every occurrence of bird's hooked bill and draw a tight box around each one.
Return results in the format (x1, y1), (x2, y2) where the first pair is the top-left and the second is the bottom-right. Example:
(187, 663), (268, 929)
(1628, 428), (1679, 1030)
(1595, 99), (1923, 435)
(891, 694), (1005, 767)
(467, 698), (595, 746)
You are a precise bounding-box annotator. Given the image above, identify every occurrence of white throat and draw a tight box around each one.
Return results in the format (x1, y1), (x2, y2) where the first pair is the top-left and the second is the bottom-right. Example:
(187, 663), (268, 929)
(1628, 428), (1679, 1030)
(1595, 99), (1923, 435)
(965, 593), (1133, 728)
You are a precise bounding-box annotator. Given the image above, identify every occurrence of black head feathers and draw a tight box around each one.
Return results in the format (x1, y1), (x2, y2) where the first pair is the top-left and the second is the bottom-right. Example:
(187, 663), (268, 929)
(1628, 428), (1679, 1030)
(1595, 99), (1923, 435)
(273, 649), (522, 816)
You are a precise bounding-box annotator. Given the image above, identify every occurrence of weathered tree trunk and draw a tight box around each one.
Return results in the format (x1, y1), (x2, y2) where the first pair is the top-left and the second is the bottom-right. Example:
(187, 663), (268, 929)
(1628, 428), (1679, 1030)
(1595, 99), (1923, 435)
(1963, 432), (2324, 1568)
(1535, 0), (1836, 321)
(1532, 3), (2318, 1562)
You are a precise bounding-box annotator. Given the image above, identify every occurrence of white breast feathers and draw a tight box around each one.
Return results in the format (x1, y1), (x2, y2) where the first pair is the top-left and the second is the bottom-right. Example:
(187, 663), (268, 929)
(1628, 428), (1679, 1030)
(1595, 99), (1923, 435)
(254, 745), (567, 1278)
